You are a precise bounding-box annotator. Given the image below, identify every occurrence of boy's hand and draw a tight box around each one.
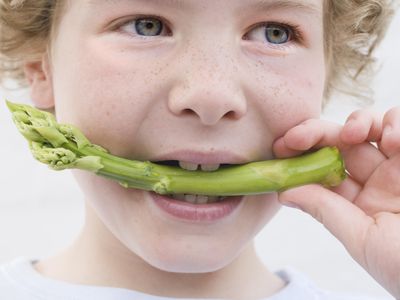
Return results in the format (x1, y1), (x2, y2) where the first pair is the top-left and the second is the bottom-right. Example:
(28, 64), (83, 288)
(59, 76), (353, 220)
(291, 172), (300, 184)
(273, 106), (400, 298)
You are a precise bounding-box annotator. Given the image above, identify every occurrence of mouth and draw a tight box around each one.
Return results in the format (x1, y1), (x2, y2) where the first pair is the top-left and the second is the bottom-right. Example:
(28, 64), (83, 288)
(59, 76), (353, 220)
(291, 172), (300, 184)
(149, 191), (244, 222)
(148, 158), (245, 222)
(152, 160), (238, 204)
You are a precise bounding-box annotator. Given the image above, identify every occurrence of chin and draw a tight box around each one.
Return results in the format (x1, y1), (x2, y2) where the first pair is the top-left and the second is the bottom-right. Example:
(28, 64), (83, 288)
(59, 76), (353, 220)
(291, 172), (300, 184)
(137, 236), (244, 273)
(144, 253), (235, 274)
(131, 195), (279, 274)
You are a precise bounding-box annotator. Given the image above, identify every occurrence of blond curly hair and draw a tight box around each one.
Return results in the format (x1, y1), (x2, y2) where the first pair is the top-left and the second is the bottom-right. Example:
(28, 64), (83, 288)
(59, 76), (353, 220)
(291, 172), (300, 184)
(0, 0), (397, 102)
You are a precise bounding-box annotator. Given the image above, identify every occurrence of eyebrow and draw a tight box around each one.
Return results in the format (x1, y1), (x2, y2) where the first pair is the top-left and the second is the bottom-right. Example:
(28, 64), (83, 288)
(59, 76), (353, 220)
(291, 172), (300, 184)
(253, 0), (320, 15)
(96, 0), (188, 8)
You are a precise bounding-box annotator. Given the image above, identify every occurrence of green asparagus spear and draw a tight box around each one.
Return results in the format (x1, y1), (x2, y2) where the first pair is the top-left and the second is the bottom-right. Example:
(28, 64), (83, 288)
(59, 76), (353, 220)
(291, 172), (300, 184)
(6, 100), (346, 196)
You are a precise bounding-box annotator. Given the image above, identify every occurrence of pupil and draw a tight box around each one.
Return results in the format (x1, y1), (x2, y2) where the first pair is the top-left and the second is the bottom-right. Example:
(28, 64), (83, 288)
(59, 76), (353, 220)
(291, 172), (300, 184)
(273, 29), (281, 37)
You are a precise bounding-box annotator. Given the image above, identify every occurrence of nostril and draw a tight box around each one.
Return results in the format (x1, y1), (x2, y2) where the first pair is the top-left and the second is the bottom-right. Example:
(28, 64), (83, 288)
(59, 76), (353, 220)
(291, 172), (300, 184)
(224, 110), (237, 119)
(181, 108), (196, 116)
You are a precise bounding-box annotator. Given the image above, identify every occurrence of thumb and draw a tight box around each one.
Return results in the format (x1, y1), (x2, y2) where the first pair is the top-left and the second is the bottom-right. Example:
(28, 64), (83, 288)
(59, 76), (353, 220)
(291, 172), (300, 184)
(279, 184), (373, 264)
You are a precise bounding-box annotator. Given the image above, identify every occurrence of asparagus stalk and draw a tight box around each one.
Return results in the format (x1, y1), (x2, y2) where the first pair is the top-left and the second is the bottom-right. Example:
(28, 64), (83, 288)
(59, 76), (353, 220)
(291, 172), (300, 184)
(6, 101), (346, 196)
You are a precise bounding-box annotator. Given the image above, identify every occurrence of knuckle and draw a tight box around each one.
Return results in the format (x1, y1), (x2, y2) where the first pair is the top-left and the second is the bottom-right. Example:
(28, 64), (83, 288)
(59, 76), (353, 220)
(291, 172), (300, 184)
(384, 106), (400, 124)
(347, 108), (374, 122)
(300, 118), (318, 127)
(347, 109), (364, 121)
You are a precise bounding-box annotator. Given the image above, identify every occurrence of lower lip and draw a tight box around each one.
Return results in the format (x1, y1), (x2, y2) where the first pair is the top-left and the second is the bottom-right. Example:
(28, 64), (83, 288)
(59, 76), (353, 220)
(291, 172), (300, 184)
(149, 192), (244, 223)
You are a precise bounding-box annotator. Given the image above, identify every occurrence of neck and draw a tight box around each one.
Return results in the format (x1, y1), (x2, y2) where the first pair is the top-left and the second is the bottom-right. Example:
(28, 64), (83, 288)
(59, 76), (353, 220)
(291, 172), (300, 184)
(34, 202), (285, 299)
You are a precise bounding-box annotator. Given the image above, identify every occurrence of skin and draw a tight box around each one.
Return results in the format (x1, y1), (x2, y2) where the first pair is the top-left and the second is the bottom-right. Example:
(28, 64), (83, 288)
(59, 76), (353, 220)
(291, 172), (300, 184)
(274, 109), (400, 297)
(23, 0), (400, 298)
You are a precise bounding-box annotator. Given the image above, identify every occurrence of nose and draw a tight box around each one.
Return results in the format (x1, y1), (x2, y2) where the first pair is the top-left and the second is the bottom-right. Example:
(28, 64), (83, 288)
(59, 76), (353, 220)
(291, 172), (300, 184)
(168, 43), (247, 126)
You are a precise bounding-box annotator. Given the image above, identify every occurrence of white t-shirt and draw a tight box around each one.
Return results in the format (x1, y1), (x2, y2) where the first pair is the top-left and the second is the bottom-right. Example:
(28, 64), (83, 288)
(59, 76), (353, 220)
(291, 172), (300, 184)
(0, 257), (385, 300)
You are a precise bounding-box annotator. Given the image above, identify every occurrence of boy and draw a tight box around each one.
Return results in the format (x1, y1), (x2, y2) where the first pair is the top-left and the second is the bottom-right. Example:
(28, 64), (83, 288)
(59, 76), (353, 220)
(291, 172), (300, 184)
(0, 0), (399, 299)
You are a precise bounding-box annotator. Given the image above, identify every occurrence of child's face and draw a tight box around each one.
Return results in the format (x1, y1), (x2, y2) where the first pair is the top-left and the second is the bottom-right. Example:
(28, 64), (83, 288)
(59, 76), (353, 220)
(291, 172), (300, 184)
(48, 0), (324, 272)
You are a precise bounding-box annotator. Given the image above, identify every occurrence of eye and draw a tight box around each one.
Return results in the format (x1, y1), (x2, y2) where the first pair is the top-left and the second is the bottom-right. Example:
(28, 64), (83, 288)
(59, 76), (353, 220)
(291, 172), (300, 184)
(118, 17), (170, 37)
(246, 22), (298, 45)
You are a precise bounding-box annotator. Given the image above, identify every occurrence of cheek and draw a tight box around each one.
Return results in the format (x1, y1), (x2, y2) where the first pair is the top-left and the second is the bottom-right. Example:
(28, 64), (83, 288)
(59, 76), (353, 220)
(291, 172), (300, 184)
(50, 37), (169, 155)
(246, 52), (325, 137)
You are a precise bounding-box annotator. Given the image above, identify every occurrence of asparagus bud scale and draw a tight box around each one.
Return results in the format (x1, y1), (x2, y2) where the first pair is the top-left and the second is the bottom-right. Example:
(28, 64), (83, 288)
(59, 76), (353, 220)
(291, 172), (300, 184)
(6, 101), (347, 196)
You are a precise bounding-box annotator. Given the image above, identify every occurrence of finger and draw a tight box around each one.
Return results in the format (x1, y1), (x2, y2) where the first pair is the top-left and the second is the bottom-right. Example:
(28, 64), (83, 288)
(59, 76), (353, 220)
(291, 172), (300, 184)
(279, 184), (373, 267)
(340, 109), (383, 144)
(354, 190), (400, 216)
(276, 110), (383, 156)
(272, 118), (387, 185)
(272, 137), (304, 158)
(353, 152), (400, 215)
(277, 119), (348, 152)
(329, 175), (362, 203)
(341, 142), (387, 185)
(273, 120), (386, 184)
(380, 106), (400, 158)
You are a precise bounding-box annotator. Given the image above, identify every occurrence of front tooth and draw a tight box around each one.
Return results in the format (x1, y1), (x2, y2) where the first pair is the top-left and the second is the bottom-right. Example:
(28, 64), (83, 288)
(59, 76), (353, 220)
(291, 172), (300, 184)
(196, 195), (208, 204)
(173, 194), (185, 201)
(179, 161), (198, 171)
(200, 164), (220, 171)
(208, 196), (219, 202)
(184, 194), (197, 203)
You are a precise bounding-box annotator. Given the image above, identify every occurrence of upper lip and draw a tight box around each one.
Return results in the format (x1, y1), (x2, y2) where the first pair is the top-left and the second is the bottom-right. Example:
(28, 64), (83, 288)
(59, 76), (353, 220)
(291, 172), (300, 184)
(150, 150), (251, 165)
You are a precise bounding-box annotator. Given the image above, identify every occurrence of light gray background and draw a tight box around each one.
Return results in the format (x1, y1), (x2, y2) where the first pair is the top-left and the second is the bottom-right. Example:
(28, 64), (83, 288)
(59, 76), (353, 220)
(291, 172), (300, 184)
(0, 10), (399, 299)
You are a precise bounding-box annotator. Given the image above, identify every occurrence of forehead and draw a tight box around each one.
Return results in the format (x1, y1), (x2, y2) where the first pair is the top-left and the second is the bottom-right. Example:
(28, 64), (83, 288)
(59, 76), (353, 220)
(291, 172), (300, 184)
(85, 0), (322, 16)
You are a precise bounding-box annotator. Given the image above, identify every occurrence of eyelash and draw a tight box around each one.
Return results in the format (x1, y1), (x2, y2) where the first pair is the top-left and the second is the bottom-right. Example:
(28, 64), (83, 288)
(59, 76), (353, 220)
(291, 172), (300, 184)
(114, 15), (172, 38)
(114, 16), (304, 46)
(247, 21), (303, 44)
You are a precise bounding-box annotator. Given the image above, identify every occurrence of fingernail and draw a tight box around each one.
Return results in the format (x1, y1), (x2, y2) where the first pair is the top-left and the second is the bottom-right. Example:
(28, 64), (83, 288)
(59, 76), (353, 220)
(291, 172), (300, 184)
(384, 125), (392, 136)
(345, 119), (359, 132)
(345, 119), (356, 128)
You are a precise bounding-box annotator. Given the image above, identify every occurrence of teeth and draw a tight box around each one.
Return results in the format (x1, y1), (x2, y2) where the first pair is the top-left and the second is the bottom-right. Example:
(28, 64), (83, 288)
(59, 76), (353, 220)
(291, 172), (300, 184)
(178, 161), (221, 172)
(196, 195), (208, 204)
(170, 194), (226, 203)
(178, 161), (198, 171)
(173, 194), (186, 201)
(184, 194), (197, 203)
(200, 164), (220, 171)
(207, 196), (220, 202)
